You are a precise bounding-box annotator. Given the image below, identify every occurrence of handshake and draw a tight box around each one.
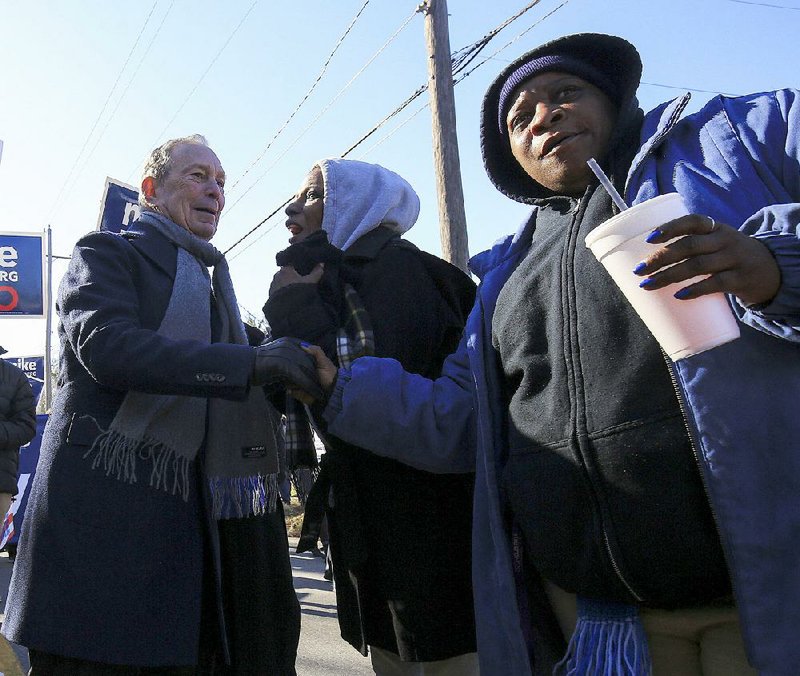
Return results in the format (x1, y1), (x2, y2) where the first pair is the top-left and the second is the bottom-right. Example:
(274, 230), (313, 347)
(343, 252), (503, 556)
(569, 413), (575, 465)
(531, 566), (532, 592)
(250, 337), (327, 402)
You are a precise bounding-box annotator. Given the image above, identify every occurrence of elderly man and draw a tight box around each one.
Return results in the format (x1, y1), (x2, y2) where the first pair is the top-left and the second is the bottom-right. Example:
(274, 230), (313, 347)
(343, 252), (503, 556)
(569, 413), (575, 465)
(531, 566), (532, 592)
(2, 135), (320, 674)
(0, 347), (35, 518)
(303, 34), (800, 675)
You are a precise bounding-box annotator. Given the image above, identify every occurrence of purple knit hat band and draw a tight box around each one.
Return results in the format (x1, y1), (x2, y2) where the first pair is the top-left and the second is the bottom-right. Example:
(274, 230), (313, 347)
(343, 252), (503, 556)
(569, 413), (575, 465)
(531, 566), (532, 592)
(497, 54), (620, 135)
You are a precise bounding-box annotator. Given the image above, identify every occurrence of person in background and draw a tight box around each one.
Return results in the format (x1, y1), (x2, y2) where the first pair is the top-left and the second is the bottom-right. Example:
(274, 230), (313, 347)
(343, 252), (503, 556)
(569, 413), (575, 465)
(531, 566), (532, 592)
(301, 34), (800, 675)
(0, 346), (35, 519)
(264, 158), (479, 675)
(2, 134), (321, 674)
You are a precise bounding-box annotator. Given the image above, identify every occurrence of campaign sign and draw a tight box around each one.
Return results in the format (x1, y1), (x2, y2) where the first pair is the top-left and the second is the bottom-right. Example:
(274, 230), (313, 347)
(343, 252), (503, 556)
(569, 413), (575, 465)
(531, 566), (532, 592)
(10, 413), (47, 545)
(0, 232), (44, 316)
(12, 355), (44, 405)
(96, 176), (141, 234)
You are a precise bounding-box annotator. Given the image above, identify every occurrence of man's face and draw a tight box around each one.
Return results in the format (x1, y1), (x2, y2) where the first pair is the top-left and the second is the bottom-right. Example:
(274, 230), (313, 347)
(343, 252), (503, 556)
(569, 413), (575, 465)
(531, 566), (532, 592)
(285, 166), (324, 244)
(145, 143), (226, 240)
(505, 71), (617, 197)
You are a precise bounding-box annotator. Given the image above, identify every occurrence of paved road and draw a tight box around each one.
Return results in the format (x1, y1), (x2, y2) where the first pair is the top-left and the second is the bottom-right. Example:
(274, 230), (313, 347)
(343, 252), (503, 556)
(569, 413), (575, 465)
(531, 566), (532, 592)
(0, 541), (373, 675)
(290, 538), (373, 675)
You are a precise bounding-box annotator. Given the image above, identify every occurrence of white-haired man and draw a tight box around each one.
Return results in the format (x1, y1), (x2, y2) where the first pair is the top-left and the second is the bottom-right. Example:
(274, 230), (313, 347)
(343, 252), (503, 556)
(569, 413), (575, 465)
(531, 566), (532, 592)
(2, 135), (318, 674)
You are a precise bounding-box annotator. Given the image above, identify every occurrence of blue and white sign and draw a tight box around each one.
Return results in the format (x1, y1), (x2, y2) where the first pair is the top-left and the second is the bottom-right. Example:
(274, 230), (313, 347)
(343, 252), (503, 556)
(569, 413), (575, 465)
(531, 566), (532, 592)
(96, 176), (140, 234)
(12, 355), (44, 405)
(0, 232), (44, 316)
(10, 414), (47, 546)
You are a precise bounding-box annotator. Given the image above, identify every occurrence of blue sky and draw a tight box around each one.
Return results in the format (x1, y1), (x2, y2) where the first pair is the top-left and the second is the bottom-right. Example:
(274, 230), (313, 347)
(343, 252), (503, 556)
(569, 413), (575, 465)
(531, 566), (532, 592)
(2, 0), (798, 357)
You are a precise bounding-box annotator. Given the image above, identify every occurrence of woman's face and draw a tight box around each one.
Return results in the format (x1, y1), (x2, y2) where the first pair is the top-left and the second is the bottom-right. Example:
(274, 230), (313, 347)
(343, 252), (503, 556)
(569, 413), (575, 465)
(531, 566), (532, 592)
(505, 71), (617, 197)
(285, 166), (324, 243)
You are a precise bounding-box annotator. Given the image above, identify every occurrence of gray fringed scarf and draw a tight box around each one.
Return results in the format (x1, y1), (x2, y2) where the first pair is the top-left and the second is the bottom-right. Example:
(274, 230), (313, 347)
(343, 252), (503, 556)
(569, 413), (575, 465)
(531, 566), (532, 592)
(83, 210), (280, 519)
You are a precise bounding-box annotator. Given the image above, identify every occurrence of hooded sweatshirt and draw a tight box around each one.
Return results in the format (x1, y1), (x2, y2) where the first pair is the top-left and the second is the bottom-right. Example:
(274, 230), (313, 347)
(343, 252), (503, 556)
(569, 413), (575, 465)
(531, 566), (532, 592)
(489, 103), (730, 607)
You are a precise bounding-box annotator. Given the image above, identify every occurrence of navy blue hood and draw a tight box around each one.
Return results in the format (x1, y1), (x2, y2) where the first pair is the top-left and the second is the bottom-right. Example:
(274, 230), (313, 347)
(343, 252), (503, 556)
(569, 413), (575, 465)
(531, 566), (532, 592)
(480, 33), (643, 204)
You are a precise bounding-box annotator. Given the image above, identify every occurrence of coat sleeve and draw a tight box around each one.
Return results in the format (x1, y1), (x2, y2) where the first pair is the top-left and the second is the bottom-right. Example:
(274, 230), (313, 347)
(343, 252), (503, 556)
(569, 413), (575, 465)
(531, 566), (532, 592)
(263, 283), (338, 354)
(0, 367), (35, 494)
(728, 89), (800, 341)
(323, 332), (477, 474)
(59, 231), (255, 399)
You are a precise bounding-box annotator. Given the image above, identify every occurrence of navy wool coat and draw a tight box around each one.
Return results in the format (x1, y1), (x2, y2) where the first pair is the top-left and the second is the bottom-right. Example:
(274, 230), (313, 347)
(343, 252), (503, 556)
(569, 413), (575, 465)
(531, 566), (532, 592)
(1, 219), (262, 666)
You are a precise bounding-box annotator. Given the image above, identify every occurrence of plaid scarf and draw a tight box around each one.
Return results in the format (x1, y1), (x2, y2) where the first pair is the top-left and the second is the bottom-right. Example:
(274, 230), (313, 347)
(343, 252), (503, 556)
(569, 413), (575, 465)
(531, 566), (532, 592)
(284, 399), (318, 504)
(82, 211), (281, 519)
(284, 282), (374, 502)
(334, 283), (375, 367)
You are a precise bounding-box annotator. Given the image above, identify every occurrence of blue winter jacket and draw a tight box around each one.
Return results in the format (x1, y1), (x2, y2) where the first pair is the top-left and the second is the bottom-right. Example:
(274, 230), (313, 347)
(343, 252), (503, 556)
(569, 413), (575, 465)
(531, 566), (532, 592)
(325, 89), (800, 675)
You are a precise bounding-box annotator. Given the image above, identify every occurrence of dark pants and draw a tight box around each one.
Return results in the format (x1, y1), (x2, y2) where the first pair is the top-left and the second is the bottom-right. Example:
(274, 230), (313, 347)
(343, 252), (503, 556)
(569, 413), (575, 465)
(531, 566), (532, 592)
(28, 650), (210, 675)
(29, 507), (299, 676)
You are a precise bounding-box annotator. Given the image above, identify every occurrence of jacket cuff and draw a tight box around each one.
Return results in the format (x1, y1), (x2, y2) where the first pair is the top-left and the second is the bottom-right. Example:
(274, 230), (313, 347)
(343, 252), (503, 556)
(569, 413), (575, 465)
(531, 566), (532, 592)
(743, 232), (800, 316)
(322, 368), (351, 424)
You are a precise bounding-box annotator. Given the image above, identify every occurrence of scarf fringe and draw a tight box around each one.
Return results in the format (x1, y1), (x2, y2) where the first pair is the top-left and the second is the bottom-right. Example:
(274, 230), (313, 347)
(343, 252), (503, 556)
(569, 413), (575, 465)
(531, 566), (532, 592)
(208, 473), (280, 520)
(554, 604), (651, 676)
(83, 428), (190, 501)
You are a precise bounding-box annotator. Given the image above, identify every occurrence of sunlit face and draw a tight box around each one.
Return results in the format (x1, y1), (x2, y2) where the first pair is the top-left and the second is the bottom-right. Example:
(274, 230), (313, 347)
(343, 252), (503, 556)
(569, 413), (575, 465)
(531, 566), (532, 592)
(144, 143), (226, 240)
(285, 166), (324, 244)
(505, 71), (617, 197)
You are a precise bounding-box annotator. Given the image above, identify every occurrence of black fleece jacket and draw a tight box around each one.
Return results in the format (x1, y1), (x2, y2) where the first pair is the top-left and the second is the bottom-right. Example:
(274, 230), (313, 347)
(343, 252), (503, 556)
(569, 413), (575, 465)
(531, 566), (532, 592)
(0, 359), (35, 495)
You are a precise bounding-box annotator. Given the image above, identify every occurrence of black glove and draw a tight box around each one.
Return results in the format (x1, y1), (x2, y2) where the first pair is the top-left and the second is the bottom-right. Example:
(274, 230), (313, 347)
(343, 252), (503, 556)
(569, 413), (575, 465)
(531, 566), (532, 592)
(251, 337), (324, 401)
(275, 230), (341, 275)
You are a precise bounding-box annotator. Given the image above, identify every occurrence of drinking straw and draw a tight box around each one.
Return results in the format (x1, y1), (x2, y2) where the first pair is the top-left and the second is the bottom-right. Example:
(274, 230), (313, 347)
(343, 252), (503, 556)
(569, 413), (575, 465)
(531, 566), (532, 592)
(587, 158), (628, 211)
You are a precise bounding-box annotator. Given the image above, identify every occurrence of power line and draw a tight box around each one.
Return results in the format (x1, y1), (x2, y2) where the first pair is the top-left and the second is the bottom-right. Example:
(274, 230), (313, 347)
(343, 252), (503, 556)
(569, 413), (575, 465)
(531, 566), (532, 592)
(226, 199), (290, 260)
(71, 0), (177, 198)
(357, 99), (429, 157)
(223, 6), (418, 217)
(128, 1), (260, 182)
(227, 82), (430, 258)
(453, 1), (570, 86)
(356, 0), (562, 157)
(229, 0), (372, 192)
(340, 85), (427, 158)
(725, 0), (800, 8)
(640, 81), (738, 97)
(225, 0), (557, 257)
(450, 0), (548, 77)
(46, 0), (159, 225)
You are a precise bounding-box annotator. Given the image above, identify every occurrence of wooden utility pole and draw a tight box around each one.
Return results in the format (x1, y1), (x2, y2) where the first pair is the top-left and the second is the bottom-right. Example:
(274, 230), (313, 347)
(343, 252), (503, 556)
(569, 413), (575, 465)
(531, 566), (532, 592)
(420, 0), (469, 273)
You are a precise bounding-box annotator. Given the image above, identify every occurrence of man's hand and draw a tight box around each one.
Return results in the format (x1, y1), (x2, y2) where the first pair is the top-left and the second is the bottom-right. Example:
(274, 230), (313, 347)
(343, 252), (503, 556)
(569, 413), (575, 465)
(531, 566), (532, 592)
(633, 214), (781, 307)
(269, 263), (324, 295)
(251, 337), (324, 400)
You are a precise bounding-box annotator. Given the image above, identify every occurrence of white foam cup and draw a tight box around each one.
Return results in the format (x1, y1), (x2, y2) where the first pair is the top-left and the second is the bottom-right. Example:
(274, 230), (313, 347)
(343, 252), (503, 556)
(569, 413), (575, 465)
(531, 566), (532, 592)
(584, 193), (740, 361)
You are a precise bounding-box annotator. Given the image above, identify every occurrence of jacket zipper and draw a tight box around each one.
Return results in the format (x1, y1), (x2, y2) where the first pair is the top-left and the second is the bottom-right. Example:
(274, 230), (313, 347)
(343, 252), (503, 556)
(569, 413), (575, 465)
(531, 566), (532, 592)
(662, 355), (732, 578)
(623, 93), (691, 204)
(566, 196), (645, 604)
(602, 530), (643, 603)
(596, 91), (694, 604)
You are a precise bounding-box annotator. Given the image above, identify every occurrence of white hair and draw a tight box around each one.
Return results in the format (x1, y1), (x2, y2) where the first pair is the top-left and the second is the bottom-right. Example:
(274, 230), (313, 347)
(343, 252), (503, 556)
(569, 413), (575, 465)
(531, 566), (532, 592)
(138, 134), (209, 209)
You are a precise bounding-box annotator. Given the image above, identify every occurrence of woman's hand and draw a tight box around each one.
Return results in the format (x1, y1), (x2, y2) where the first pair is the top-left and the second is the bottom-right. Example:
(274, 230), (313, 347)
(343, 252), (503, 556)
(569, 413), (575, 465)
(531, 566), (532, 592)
(286, 344), (339, 404)
(269, 263), (324, 295)
(633, 214), (781, 307)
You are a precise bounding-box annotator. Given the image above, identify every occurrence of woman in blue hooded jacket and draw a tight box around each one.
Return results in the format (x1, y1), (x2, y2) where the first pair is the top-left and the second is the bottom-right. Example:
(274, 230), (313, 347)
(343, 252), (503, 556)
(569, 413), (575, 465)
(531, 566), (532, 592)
(303, 34), (800, 676)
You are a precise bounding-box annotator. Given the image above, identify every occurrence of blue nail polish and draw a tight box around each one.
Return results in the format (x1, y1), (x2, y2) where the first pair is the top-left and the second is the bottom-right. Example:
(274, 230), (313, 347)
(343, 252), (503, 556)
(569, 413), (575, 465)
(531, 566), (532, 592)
(300, 341), (311, 347)
(645, 229), (662, 244)
(639, 278), (654, 288)
(674, 288), (690, 299)
(633, 262), (647, 275)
